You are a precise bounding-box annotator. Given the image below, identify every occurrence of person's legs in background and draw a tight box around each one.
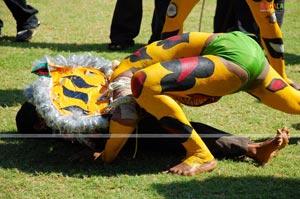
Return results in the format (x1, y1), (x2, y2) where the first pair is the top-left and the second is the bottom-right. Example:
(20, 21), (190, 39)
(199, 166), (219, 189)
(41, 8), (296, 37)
(0, 19), (3, 37)
(3, 0), (39, 41)
(274, 0), (284, 27)
(213, 0), (236, 33)
(148, 0), (170, 44)
(108, 0), (142, 50)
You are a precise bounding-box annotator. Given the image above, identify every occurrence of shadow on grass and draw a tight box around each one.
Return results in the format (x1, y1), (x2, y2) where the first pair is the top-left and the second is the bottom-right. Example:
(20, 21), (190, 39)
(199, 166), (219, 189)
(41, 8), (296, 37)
(0, 135), (299, 178)
(285, 52), (300, 65)
(0, 89), (26, 107)
(152, 176), (300, 199)
(1, 36), (300, 65)
(292, 123), (300, 130)
(0, 36), (144, 53)
(1, 136), (299, 177)
(0, 137), (185, 177)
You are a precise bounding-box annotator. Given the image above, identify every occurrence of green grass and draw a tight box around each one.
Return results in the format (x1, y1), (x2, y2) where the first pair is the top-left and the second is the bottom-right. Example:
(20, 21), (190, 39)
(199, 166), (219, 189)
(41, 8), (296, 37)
(0, 0), (300, 198)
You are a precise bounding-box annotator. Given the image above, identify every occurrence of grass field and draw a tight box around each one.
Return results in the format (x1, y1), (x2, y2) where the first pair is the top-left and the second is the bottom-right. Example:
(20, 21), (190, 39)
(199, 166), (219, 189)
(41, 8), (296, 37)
(0, 0), (299, 198)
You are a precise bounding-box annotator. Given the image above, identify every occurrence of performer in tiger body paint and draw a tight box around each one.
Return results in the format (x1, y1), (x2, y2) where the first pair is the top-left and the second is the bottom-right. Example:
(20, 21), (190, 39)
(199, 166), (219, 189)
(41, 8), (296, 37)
(161, 0), (299, 89)
(101, 31), (300, 176)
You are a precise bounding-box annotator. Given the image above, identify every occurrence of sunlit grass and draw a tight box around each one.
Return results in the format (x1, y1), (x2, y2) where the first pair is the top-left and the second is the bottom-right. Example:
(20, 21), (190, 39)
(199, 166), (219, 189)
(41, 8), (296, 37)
(0, 0), (299, 198)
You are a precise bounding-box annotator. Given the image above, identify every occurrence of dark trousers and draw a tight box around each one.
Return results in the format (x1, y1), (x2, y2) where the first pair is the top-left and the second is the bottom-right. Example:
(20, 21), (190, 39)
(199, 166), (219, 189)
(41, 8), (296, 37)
(109, 0), (170, 44)
(148, 0), (171, 43)
(214, 0), (285, 34)
(137, 115), (249, 159)
(3, 0), (38, 31)
(16, 102), (249, 160)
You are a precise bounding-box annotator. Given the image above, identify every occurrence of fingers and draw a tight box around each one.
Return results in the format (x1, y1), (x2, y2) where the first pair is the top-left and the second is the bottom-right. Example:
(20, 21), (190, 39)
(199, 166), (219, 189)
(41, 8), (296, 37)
(93, 151), (102, 160)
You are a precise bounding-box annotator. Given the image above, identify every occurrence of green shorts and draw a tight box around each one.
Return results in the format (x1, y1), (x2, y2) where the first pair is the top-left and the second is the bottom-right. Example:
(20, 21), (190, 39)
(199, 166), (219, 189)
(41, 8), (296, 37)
(202, 31), (265, 89)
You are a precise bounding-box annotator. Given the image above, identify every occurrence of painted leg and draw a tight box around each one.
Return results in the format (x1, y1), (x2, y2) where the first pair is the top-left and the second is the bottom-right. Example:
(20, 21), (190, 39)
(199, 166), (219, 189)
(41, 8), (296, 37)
(137, 93), (216, 176)
(247, 64), (300, 114)
(166, 130), (217, 176)
(131, 56), (245, 175)
(245, 0), (291, 84)
(161, 0), (199, 39)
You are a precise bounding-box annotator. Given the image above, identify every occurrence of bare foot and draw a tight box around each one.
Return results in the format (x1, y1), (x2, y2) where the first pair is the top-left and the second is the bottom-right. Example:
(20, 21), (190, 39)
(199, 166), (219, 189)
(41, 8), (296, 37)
(163, 158), (217, 176)
(248, 127), (290, 165)
(278, 126), (290, 149)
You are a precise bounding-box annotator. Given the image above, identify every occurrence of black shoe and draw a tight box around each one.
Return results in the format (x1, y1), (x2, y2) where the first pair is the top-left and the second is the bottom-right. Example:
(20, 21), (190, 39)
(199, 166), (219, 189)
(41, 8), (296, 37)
(16, 21), (40, 42)
(107, 40), (134, 51)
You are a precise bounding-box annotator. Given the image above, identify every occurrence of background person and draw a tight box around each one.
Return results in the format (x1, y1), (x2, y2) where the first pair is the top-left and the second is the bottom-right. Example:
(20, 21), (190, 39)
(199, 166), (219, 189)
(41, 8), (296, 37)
(108, 0), (170, 51)
(160, 0), (298, 89)
(214, 0), (285, 45)
(1, 0), (39, 41)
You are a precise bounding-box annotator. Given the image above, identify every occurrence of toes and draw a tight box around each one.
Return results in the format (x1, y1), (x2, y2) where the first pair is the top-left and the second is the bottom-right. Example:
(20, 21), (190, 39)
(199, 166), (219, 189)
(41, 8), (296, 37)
(162, 170), (170, 174)
(170, 167), (183, 175)
(277, 128), (283, 136)
(163, 166), (189, 176)
(283, 126), (290, 132)
(280, 127), (290, 142)
(182, 170), (192, 176)
(276, 137), (283, 146)
(282, 127), (290, 136)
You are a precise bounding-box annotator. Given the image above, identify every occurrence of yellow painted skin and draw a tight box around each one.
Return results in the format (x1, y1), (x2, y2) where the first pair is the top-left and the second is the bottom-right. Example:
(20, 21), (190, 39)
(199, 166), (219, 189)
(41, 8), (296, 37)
(162, 0), (292, 85)
(102, 32), (213, 164)
(102, 32), (300, 175)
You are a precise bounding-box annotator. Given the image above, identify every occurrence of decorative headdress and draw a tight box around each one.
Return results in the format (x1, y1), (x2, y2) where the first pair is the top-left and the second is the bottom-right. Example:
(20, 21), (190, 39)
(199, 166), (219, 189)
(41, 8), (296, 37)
(24, 54), (133, 135)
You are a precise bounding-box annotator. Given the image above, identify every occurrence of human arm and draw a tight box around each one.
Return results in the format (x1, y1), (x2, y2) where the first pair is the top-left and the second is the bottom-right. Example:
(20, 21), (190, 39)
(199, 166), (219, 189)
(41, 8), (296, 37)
(101, 60), (139, 163)
(101, 116), (137, 163)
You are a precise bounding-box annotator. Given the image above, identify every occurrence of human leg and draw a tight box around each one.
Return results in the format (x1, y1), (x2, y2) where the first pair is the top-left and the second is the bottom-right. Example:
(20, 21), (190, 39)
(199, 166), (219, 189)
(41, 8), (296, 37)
(131, 54), (247, 175)
(195, 125), (290, 164)
(138, 116), (289, 164)
(108, 0), (142, 50)
(274, 0), (285, 27)
(213, 0), (236, 33)
(247, 64), (300, 114)
(161, 0), (199, 39)
(148, 0), (170, 44)
(245, 0), (288, 83)
(139, 112), (249, 162)
(3, 0), (39, 41)
(4, 0), (39, 31)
